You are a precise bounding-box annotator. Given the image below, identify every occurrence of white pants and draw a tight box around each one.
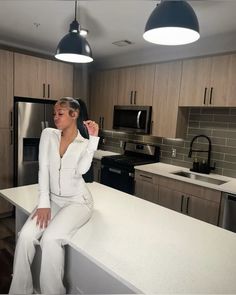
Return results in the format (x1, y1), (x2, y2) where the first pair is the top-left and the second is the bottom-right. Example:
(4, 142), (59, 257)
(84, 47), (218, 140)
(9, 199), (93, 294)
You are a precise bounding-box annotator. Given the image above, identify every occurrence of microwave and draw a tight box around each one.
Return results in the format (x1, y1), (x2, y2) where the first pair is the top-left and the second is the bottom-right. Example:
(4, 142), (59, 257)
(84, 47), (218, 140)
(113, 105), (152, 134)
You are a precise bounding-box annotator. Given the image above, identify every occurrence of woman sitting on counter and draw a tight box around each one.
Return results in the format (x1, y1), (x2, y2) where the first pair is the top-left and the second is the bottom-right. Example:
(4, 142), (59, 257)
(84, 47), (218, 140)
(9, 97), (99, 294)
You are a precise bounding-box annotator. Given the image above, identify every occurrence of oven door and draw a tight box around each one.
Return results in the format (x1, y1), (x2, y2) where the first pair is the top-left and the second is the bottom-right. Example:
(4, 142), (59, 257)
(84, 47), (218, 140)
(101, 164), (134, 195)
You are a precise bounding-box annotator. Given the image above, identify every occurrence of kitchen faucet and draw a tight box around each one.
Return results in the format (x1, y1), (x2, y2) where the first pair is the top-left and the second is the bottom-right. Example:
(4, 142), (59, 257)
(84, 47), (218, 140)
(188, 134), (215, 174)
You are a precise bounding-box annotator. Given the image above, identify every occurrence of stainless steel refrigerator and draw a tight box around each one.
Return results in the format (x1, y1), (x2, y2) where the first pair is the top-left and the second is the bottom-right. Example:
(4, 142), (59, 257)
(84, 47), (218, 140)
(14, 98), (56, 186)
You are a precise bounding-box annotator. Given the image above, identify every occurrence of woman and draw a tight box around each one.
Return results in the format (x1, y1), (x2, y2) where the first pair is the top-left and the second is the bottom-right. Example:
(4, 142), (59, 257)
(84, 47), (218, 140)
(9, 97), (99, 294)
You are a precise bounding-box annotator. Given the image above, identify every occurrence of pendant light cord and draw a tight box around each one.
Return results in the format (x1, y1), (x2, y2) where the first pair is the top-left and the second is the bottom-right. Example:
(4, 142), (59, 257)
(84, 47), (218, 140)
(74, 0), (78, 21)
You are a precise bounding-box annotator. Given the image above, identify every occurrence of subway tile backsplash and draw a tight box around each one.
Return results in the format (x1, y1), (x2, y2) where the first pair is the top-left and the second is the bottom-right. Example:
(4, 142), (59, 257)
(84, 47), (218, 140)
(99, 108), (236, 178)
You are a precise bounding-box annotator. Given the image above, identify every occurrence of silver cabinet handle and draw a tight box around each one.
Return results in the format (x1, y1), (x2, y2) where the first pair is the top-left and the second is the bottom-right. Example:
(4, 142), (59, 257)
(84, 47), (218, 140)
(203, 87), (207, 105)
(109, 168), (121, 174)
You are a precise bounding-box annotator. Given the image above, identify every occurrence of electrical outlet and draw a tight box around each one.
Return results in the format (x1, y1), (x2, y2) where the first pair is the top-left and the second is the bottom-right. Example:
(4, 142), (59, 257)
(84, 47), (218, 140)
(102, 138), (106, 144)
(171, 148), (177, 158)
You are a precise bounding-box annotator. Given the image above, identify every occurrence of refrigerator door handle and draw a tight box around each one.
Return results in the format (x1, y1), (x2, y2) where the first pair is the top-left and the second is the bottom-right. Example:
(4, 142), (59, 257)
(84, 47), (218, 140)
(41, 121), (45, 130)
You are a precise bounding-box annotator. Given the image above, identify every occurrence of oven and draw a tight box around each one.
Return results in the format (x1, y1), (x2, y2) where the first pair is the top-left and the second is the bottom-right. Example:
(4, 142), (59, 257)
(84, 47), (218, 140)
(100, 142), (160, 194)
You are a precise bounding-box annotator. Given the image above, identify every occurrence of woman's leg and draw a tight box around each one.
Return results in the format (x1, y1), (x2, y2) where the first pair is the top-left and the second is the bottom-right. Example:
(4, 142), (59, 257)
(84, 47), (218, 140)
(40, 203), (92, 295)
(9, 202), (61, 294)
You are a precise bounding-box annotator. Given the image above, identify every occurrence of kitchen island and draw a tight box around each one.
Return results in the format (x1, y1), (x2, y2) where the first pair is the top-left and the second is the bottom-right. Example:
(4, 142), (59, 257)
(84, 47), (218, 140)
(0, 182), (236, 294)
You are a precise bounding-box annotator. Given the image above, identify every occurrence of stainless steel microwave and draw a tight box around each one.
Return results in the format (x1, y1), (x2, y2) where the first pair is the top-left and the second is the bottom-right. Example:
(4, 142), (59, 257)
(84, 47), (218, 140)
(113, 105), (152, 134)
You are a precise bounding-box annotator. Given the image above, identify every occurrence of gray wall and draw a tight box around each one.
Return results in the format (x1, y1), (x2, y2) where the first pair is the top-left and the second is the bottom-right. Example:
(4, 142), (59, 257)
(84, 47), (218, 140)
(99, 108), (236, 178)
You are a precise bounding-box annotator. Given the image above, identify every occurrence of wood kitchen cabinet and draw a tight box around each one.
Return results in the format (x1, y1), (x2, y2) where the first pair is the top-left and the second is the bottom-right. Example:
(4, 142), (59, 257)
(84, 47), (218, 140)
(14, 53), (73, 100)
(92, 159), (101, 183)
(151, 61), (188, 138)
(179, 54), (236, 107)
(135, 170), (158, 203)
(90, 70), (118, 130)
(157, 175), (221, 225)
(117, 64), (155, 106)
(0, 128), (14, 215)
(0, 50), (14, 129)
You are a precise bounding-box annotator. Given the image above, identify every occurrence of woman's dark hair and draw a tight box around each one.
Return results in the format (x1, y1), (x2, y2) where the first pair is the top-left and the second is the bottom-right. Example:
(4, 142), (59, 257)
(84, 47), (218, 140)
(76, 98), (90, 139)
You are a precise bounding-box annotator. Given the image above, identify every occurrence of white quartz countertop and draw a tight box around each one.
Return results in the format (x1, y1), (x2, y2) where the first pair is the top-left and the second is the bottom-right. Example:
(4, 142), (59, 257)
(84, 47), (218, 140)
(135, 162), (236, 194)
(1, 183), (236, 293)
(93, 149), (120, 160)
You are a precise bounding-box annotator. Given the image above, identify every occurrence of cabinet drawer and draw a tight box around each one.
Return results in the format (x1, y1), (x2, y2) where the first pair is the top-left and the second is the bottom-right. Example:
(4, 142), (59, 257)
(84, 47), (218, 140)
(135, 171), (157, 184)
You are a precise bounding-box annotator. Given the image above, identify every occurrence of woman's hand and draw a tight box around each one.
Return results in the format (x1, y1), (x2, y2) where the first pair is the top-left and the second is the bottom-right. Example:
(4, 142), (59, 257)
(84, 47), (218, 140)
(83, 120), (99, 137)
(32, 208), (51, 229)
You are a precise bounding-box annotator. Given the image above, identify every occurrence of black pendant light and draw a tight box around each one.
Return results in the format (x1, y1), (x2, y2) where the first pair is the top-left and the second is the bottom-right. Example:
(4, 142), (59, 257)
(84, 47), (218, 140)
(55, 1), (93, 63)
(143, 0), (200, 46)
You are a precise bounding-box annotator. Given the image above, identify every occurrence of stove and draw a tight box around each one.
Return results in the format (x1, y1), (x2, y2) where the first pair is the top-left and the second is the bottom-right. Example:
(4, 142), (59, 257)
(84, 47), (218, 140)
(101, 142), (160, 194)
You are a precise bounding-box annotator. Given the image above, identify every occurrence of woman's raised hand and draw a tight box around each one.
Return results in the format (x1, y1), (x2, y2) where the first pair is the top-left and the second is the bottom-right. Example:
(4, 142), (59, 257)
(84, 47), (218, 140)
(32, 208), (51, 229)
(83, 120), (99, 137)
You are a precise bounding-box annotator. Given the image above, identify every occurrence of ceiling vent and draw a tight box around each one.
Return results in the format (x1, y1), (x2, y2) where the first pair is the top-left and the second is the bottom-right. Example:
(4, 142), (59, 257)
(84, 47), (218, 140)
(112, 40), (134, 47)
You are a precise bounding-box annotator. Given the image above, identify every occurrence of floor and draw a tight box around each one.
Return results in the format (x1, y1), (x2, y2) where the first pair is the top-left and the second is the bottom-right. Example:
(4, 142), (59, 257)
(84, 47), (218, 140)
(0, 214), (15, 294)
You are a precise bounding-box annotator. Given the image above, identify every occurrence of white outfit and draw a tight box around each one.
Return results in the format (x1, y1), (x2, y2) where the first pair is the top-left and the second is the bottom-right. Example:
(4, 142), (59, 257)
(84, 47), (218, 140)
(9, 128), (99, 294)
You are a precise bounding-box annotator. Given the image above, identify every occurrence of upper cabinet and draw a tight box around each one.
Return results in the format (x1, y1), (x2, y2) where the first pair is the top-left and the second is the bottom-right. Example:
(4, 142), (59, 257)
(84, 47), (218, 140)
(90, 70), (118, 130)
(179, 54), (236, 107)
(117, 64), (155, 106)
(152, 61), (188, 138)
(14, 53), (73, 100)
(0, 50), (13, 129)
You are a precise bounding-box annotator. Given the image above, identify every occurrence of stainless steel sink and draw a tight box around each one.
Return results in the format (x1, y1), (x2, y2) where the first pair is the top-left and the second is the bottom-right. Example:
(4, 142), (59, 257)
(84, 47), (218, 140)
(171, 171), (228, 185)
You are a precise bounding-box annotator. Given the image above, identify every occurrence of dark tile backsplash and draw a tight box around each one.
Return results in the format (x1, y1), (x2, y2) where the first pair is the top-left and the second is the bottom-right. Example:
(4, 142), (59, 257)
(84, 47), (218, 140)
(99, 108), (236, 178)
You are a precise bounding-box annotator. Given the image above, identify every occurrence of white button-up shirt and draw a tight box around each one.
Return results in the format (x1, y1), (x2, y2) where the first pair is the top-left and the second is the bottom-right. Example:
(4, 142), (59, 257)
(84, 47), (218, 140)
(38, 128), (99, 208)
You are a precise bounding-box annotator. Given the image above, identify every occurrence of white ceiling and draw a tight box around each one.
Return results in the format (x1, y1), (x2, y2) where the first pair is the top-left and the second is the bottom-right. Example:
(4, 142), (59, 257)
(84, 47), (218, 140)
(0, 1), (236, 68)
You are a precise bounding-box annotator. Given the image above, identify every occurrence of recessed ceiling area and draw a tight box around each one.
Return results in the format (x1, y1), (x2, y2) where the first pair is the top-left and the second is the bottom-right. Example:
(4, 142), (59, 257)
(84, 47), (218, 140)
(0, 1), (236, 69)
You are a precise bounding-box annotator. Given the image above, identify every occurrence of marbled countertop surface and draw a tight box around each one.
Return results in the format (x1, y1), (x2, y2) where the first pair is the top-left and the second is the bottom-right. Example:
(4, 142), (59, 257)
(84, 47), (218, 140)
(1, 183), (236, 293)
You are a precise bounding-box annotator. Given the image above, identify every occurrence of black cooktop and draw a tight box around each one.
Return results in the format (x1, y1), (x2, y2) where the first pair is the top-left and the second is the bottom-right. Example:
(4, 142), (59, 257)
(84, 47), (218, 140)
(101, 154), (157, 169)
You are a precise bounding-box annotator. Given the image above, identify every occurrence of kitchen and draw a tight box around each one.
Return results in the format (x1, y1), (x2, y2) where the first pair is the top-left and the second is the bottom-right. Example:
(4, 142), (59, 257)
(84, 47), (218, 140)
(0, 0), (236, 294)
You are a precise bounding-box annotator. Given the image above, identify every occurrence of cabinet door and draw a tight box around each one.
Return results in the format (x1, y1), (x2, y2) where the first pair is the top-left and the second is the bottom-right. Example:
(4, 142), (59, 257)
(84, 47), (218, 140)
(225, 54), (236, 106)
(186, 195), (220, 225)
(14, 53), (46, 99)
(0, 129), (13, 190)
(47, 60), (73, 100)
(158, 185), (184, 213)
(92, 159), (101, 183)
(117, 67), (135, 105)
(90, 72), (103, 128)
(209, 55), (231, 106)
(90, 70), (118, 130)
(152, 61), (187, 138)
(0, 50), (13, 129)
(134, 64), (155, 105)
(179, 57), (211, 106)
(135, 172), (158, 203)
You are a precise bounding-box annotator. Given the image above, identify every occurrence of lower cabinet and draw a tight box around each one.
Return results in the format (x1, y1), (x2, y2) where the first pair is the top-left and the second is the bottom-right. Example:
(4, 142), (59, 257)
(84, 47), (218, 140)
(92, 159), (101, 183)
(135, 171), (158, 203)
(134, 171), (221, 226)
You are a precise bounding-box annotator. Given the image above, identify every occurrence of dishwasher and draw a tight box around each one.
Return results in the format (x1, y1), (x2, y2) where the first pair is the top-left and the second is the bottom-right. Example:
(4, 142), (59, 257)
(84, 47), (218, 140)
(221, 193), (236, 233)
